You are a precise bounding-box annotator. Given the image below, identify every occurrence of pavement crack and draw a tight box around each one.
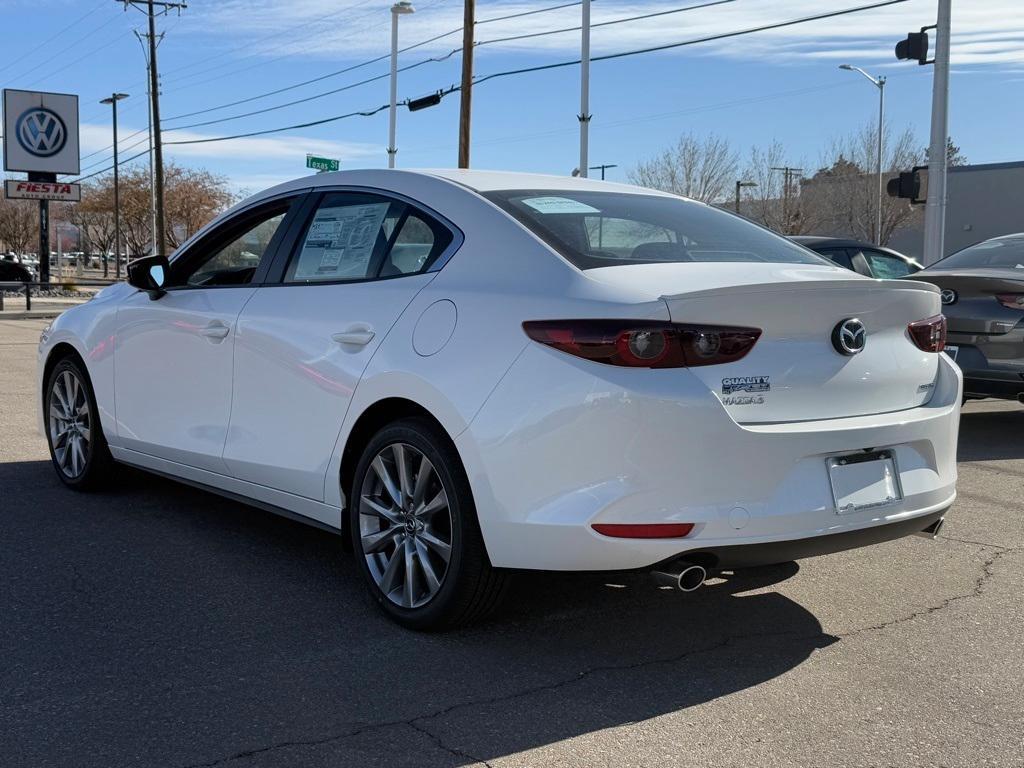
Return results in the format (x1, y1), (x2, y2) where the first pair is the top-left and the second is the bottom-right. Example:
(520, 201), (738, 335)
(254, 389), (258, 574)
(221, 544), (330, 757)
(407, 719), (494, 767)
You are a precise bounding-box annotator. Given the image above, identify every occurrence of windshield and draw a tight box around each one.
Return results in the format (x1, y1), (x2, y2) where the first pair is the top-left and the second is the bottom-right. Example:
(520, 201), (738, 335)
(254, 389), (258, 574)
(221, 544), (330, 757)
(931, 236), (1024, 271)
(483, 189), (828, 270)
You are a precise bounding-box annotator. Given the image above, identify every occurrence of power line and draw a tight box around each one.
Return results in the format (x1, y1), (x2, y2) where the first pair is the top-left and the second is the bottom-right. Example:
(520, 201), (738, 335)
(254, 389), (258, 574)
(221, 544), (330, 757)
(0, 0), (109, 77)
(160, 0), (580, 124)
(69, 0), (912, 171)
(162, 0), (727, 134)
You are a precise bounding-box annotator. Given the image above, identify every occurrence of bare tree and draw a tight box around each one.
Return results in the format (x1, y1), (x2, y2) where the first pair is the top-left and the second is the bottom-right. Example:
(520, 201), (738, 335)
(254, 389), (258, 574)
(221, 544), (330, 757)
(163, 164), (233, 249)
(0, 191), (37, 254)
(803, 124), (924, 244)
(741, 140), (818, 235)
(629, 133), (738, 203)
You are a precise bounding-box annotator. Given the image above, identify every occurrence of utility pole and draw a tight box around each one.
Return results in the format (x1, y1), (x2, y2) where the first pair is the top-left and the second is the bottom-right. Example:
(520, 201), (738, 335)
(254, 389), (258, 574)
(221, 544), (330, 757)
(771, 166), (804, 233)
(923, 0), (951, 265)
(134, 29), (158, 255)
(589, 164), (616, 180)
(388, 2), (415, 168)
(457, 0), (474, 168)
(119, 1), (186, 258)
(578, 0), (591, 177)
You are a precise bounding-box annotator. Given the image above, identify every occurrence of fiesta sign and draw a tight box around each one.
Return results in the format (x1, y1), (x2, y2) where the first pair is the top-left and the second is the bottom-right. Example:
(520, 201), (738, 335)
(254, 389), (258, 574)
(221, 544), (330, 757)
(3, 89), (80, 175)
(4, 179), (81, 202)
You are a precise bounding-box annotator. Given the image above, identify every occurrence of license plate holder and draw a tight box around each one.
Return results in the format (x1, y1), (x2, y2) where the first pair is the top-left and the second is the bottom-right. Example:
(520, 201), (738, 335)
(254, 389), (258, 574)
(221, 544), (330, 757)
(826, 450), (903, 515)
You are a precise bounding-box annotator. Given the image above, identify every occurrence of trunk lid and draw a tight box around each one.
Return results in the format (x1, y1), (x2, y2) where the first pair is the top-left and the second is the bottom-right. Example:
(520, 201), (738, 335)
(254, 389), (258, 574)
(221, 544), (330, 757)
(586, 263), (943, 423)
(906, 269), (1024, 336)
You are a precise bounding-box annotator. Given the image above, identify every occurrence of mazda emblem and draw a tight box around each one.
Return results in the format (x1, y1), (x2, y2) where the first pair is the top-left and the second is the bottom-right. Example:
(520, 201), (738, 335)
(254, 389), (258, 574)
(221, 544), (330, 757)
(15, 107), (67, 158)
(940, 289), (957, 306)
(832, 318), (866, 356)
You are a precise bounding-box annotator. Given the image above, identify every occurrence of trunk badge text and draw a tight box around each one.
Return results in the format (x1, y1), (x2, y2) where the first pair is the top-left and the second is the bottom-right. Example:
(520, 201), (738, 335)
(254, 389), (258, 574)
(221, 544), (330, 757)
(832, 318), (867, 356)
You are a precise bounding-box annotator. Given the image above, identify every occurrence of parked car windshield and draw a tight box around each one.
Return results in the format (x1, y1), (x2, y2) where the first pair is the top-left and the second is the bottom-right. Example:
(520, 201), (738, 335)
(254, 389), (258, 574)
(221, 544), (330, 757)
(931, 236), (1024, 270)
(483, 189), (828, 270)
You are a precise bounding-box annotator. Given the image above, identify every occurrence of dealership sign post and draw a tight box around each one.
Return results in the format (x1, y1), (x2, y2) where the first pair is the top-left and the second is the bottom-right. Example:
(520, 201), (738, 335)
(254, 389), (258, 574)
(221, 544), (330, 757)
(3, 89), (81, 283)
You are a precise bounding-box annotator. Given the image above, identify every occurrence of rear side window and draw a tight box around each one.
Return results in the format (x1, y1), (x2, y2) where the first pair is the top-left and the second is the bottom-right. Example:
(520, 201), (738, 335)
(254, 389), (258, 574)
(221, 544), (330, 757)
(860, 249), (918, 279)
(931, 237), (1024, 271)
(484, 189), (826, 270)
(816, 247), (855, 271)
(284, 193), (453, 284)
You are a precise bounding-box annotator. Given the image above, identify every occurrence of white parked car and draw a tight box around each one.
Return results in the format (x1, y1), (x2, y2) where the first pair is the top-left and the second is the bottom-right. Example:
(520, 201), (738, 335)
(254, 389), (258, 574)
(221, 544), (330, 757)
(38, 170), (960, 629)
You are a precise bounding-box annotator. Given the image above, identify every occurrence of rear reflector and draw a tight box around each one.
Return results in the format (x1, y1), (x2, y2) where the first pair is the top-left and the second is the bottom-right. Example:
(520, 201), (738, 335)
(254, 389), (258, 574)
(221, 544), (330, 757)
(523, 320), (761, 368)
(907, 314), (947, 353)
(592, 523), (695, 539)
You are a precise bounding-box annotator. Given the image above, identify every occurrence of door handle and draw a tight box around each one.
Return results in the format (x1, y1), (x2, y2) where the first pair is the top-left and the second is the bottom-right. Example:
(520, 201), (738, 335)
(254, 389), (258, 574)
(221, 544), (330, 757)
(200, 323), (231, 340)
(332, 325), (375, 346)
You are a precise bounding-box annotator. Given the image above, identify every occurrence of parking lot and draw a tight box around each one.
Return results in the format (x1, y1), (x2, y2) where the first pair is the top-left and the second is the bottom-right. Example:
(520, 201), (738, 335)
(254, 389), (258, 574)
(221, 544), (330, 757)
(2, 316), (1022, 767)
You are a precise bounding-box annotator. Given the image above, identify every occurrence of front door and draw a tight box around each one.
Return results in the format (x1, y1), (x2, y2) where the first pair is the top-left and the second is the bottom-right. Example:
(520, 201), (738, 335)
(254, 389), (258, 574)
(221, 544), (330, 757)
(114, 197), (298, 473)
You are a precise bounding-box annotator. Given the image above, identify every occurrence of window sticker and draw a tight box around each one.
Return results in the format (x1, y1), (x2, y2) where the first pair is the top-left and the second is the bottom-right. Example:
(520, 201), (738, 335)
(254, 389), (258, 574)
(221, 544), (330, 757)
(293, 202), (390, 280)
(520, 196), (601, 215)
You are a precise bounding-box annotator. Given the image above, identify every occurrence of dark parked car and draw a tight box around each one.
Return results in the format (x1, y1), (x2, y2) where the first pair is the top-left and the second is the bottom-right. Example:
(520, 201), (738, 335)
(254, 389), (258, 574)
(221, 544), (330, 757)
(905, 233), (1024, 403)
(792, 236), (922, 279)
(0, 258), (33, 283)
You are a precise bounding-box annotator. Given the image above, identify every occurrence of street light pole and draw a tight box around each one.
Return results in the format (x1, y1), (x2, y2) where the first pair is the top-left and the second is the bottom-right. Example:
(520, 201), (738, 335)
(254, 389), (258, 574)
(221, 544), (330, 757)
(839, 64), (886, 245)
(388, 1), (415, 169)
(100, 93), (129, 280)
(578, 0), (591, 177)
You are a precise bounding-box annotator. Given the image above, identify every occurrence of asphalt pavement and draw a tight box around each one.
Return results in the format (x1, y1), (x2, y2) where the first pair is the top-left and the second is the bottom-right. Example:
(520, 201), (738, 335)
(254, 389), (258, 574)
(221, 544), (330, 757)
(2, 317), (1022, 767)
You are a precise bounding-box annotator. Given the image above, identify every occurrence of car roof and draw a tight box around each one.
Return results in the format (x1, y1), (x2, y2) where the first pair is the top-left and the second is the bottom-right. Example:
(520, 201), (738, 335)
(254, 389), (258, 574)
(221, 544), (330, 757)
(791, 235), (877, 249)
(250, 168), (681, 203)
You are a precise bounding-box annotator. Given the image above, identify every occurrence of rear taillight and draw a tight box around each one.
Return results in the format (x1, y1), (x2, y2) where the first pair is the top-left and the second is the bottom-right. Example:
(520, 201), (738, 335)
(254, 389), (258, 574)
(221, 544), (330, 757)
(908, 314), (946, 352)
(996, 294), (1024, 310)
(522, 320), (761, 368)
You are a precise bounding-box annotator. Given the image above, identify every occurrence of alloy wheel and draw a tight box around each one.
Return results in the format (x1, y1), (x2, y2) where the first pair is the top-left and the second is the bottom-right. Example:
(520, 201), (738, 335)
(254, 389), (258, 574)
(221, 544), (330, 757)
(49, 369), (91, 479)
(358, 442), (453, 608)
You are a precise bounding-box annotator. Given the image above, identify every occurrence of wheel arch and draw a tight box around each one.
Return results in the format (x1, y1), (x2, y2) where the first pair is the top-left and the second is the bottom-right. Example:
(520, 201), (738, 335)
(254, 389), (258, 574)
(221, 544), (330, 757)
(337, 397), (457, 551)
(41, 341), (88, 412)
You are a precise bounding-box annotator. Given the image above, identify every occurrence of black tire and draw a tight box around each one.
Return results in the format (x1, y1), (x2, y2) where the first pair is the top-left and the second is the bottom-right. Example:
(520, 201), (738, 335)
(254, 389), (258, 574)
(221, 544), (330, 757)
(349, 417), (508, 630)
(44, 356), (115, 491)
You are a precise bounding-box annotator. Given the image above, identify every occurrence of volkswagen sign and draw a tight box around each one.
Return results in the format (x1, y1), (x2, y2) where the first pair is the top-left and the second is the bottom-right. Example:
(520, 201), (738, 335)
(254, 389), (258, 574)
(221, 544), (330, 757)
(832, 318), (867, 356)
(15, 107), (67, 157)
(3, 89), (80, 174)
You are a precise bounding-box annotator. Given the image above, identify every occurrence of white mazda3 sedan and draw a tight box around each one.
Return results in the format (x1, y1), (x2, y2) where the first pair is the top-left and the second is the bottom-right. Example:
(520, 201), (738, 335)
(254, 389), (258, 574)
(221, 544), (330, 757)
(38, 169), (960, 629)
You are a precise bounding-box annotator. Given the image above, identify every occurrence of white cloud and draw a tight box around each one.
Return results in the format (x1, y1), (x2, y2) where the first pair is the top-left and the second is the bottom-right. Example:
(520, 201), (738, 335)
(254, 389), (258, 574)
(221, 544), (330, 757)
(186, 0), (1024, 69)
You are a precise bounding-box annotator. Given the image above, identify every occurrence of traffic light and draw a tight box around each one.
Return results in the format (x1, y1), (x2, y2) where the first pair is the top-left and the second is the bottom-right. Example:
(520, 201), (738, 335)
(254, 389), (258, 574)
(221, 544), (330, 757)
(887, 166), (927, 204)
(895, 31), (930, 64)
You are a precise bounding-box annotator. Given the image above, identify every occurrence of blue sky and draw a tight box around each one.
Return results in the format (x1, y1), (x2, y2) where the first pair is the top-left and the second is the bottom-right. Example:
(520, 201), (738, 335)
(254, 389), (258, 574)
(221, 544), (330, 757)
(1, 0), (1021, 192)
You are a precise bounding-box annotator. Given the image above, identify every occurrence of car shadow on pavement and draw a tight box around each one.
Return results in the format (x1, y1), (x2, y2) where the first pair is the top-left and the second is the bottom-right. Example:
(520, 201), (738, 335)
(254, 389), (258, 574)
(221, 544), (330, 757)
(1, 460), (834, 768)
(957, 403), (1024, 462)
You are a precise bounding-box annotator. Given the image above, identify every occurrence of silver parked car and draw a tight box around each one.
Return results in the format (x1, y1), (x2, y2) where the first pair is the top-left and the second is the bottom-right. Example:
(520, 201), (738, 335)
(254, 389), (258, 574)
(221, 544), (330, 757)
(906, 233), (1024, 402)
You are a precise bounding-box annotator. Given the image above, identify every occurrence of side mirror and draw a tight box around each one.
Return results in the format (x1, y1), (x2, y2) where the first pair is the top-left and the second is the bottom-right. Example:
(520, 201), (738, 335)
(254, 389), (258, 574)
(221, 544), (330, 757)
(127, 254), (170, 300)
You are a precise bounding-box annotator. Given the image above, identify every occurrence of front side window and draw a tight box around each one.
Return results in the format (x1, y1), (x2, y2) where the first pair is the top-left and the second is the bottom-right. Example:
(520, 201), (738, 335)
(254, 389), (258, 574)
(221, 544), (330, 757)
(179, 206), (289, 287)
(484, 189), (827, 270)
(931, 236), (1024, 271)
(284, 193), (453, 283)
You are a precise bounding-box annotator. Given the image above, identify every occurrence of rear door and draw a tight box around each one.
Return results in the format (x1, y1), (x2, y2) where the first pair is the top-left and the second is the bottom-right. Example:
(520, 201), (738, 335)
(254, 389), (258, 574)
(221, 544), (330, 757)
(223, 189), (459, 501)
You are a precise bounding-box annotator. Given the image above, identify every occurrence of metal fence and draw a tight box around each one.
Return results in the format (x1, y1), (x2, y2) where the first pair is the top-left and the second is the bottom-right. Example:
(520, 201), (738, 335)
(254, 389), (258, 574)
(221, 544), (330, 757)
(0, 279), (119, 312)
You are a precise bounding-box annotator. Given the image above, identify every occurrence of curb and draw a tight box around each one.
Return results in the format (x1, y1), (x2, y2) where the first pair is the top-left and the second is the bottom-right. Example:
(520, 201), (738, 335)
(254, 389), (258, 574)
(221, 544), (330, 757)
(0, 310), (65, 320)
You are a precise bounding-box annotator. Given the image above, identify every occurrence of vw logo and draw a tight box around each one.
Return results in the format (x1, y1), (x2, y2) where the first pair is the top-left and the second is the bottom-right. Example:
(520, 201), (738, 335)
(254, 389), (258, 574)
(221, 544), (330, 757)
(940, 289), (957, 306)
(15, 107), (67, 158)
(832, 318), (867, 356)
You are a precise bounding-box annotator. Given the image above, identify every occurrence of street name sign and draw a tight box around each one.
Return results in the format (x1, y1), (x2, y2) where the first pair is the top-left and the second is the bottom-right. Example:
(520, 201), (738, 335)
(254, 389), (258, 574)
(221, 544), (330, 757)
(306, 154), (340, 173)
(4, 179), (81, 201)
(3, 89), (80, 175)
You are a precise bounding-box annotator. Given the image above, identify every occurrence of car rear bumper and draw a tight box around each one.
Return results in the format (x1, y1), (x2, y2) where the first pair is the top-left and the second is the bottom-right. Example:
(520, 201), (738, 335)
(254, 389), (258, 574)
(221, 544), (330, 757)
(459, 346), (962, 571)
(948, 330), (1024, 399)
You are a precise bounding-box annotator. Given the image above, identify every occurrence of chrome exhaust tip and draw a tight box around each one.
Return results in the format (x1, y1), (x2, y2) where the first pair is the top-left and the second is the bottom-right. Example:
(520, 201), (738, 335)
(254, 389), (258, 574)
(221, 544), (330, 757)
(914, 516), (945, 539)
(651, 563), (708, 592)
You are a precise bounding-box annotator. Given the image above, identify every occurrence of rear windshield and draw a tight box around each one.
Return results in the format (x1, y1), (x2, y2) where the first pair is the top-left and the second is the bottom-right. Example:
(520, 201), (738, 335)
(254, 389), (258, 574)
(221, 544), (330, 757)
(931, 236), (1024, 271)
(483, 189), (827, 270)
